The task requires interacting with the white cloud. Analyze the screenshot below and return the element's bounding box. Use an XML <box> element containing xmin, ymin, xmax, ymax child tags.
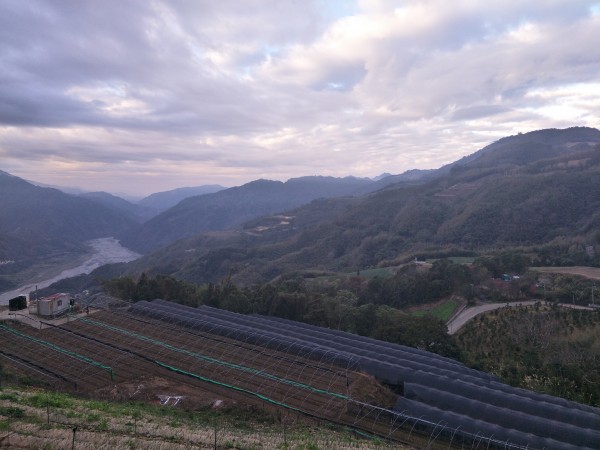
<box><xmin>525</xmin><ymin>83</ymin><xmax>600</xmax><ymax>122</ymax></box>
<box><xmin>0</xmin><ymin>0</ymin><xmax>598</xmax><ymax>195</ymax></box>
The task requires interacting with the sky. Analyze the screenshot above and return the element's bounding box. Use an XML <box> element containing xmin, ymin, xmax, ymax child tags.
<box><xmin>1</xmin><ymin>0</ymin><xmax>599</xmax><ymax>198</ymax></box>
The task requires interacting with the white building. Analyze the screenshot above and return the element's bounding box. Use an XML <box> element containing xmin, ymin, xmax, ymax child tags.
<box><xmin>37</xmin><ymin>293</ymin><xmax>71</xmax><ymax>317</ymax></box>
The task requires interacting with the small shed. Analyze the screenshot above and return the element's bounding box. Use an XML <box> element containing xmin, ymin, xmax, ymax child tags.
<box><xmin>37</xmin><ymin>293</ymin><xmax>71</xmax><ymax>317</ymax></box>
<box><xmin>9</xmin><ymin>295</ymin><xmax>28</xmax><ymax>311</ymax></box>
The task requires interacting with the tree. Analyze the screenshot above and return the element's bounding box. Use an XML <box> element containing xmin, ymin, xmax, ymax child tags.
<box><xmin>135</xmin><ymin>272</ymin><xmax>157</xmax><ymax>301</ymax></box>
<box><xmin>371</xmin><ymin>308</ymin><xmax>461</xmax><ymax>358</ymax></box>
<box><xmin>103</xmin><ymin>276</ymin><xmax>137</xmax><ymax>300</ymax></box>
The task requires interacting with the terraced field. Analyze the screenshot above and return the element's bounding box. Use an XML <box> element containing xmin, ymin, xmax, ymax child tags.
<box><xmin>0</xmin><ymin>308</ymin><xmax>428</xmax><ymax>447</ymax></box>
<box><xmin>2</xmin><ymin>301</ymin><xmax>600</xmax><ymax>449</ymax></box>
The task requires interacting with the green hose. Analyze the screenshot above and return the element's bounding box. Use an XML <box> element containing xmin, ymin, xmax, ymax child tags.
<box><xmin>155</xmin><ymin>360</ymin><xmax>305</xmax><ymax>413</ymax></box>
<box><xmin>0</xmin><ymin>323</ymin><xmax>114</xmax><ymax>380</ymax></box>
<box><xmin>80</xmin><ymin>317</ymin><xmax>348</xmax><ymax>399</ymax></box>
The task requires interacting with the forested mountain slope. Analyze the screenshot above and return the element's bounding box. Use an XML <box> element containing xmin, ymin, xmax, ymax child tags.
<box><xmin>79</xmin><ymin>191</ymin><xmax>155</xmax><ymax>222</ymax></box>
<box><xmin>137</xmin><ymin>184</ymin><xmax>225</xmax><ymax>214</ymax></box>
<box><xmin>0</xmin><ymin>170</ymin><xmax>138</xmax><ymax>290</ymax></box>
<box><xmin>121</xmin><ymin>176</ymin><xmax>375</xmax><ymax>253</ymax></box>
<box><xmin>123</xmin><ymin>127</ymin><xmax>600</xmax><ymax>285</ymax></box>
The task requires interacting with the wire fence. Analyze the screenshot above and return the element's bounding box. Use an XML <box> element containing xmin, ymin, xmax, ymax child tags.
<box><xmin>1</xmin><ymin>390</ymin><xmax>397</xmax><ymax>450</ymax></box>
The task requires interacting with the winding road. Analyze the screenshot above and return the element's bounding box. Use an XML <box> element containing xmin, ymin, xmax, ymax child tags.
<box><xmin>447</xmin><ymin>301</ymin><xmax>594</xmax><ymax>334</ymax></box>
<box><xmin>447</xmin><ymin>301</ymin><xmax>536</xmax><ymax>334</ymax></box>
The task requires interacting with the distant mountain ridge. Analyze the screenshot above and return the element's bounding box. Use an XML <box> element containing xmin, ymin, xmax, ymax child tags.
<box><xmin>0</xmin><ymin>171</ymin><xmax>136</xmax><ymax>246</ymax></box>
<box><xmin>79</xmin><ymin>191</ymin><xmax>156</xmax><ymax>222</ymax></box>
<box><xmin>117</xmin><ymin>127</ymin><xmax>600</xmax><ymax>285</ymax></box>
<box><xmin>0</xmin><ymin>171</ymin><xmax>138</xmax><ymax>291</ymax></box>
<box><xmin>137</xmin><ymin>185</ymin><xmax>225</xmax><ymax>213</ymax></box>
<box><xmin>4</xmin><ymin>126</ymin><xmax>600</xmax><ymax>291</ymax></box>
<box><xmin>443</xmin><ymin>126</ymin><xmax>600</xmax><ymax>171</ymax></box>
<box><xmin>120</xmin><ymin>176</ymin><xmax>376</xmax><ymax>253</ymax></box>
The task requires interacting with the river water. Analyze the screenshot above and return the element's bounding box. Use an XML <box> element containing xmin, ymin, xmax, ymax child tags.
<box><xmin>0</xmin><ymin>237</ymin><xmax>140</xmax><ymax>305</ymax></box>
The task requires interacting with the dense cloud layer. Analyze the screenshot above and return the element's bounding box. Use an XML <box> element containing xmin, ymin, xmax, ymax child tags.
<box><xmin>1</xmin><ymin>0</ymin><xmax>599</xmax><ymax>196</ymax></box>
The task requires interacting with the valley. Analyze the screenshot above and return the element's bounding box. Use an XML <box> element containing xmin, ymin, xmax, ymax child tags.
<box><xmin>2</xmin><ymin>1</ymin><xmax>600</xmax><ymax>446</ymax></box>
<box><xmin>0</xmin><ymin>238</ymin><xmax>139</xmax><ymax>305</ymax></box>
<box><xmin>2</xmin><ymin>127</ymin><xmax>600</xmax><ymax>449</ymax></box>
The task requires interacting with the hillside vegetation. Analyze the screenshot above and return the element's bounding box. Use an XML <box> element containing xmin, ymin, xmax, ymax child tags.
<box><xmin>3</xmin><ymin>127</ymin><xmax>599</xmax><ymax>293</ymax></box>
<box><xmin>118</xmin><ymin>127</ymin><xmax>600</xmax><ymax>286</ymax></box>
<box><xmin>86</xmin><ymin>243</ymin><xmax>600</xmax><ymax>411</ymax></box>
<box><xmin>102</xmin><ymin>266</ymin><xmax>462</xmax><ymax>359</ymax></box>
<box><xmin>456</xmin><ymin>304</ymin><xmax>600</xmax><ymax>406</ymax></box>
<box><xmin>137</xmin><ymin>184</ymin><xmax>225</xmax><ymax>214</ymax></box>
<box><xmin>120</xmin><ymin>176</ymin><xmax>377</xmax><ymax>253</ymax></box>
<box><xmin>0</xmin><ymin>171</ymin><xmax>138</xmax><ymax>292</ymax></box>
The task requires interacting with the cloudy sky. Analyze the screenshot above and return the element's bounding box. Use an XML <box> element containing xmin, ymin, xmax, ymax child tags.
<box><xmin>1</xmin><ymin>0</ymin><xmax>599</xmax><ymax>197</ymax></box>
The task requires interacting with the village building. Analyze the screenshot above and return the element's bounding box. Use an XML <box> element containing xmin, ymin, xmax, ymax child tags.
<box><xmin>35</xmin><ymin>292</ymin><xmax>71</xmax><ymax>317</ymax></box>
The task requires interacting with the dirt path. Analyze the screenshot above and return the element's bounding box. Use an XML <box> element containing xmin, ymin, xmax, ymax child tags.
<box><xmin>530</xmin><ymin>266</ymin><xmax>600</xmax><ymax>280</ymax></box>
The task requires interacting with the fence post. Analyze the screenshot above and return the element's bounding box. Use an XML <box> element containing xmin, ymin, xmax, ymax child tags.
<box><xmin>214</xmin><ymin>417</ymin><xmax>218</xmax><ymax>450</ymax></box>
<box><xmin>71</xmin><ymin>425</ymin><xmax>77</xmax><ymax>450</ymax></box>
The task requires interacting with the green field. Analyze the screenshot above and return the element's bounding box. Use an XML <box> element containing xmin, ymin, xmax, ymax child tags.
<box><xmin>426</xmin><ymin>257</ymin><xmax>476</xmax><ymax>265</ymax></box>
<box><xmin>308</xmin><ymin>267</ymin><xmax>397</xmax><ymax>284</ymax></box>
<box><xmin>357</xmin><ymin>267</ymin><xmax>396</xmax><ymax>278</ymax></box>
<box><xmin>411</xmin><ymin>299</ymin><xmax>459</xmax><ymax>321</ymax></box>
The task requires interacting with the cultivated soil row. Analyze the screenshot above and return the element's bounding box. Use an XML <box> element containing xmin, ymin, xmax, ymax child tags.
<box><xmin>0</xmin><ymin>308</ymin><xmax>438</xmax><ymax>446</ymax></box>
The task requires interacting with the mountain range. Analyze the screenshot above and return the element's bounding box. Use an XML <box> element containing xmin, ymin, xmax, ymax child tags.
<box><xmin>0</xmin><ymin>169</ymin><xmax>400</xmax><ymax>291</ymax></box>
<box><xmin>0</xmin><ymin>170</ymin><xmax>139</xmax><ymax>290</ymax></box>
<box><xmin>137</xmin><ymin>184</ymin><xmax>225</xmax><ymax>213</ymax></box>
<box><xmin>1</xmin><ymin>126</ymin><xmax>600</xmax><ymax>292</ymax></box>
<box><xmin>121</xmin><ymin>127</ymin><xmax>600</xmax><ymax>285</ymax></box>
<box><xmin>120</xmin><ymin>175</ymin><xmax>385</xmax><ymax>253</ymax></box>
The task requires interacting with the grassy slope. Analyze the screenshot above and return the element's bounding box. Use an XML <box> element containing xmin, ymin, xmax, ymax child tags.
<box><xmin>0</xmin><ymin>387</ymin><xmax>404</xmax><ymax>450</ymax></box>
<box><xmin>411</xmin><ymin>299</ymin><xmax>460</xmax><ymax>321</ymax></box>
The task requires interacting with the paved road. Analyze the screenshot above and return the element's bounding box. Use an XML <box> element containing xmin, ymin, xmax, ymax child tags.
<box><xmin>446</xmin><ymin>301</ymin><xmax>594</xmax><ymax>334</ymax></box>
<box><xmin>447</xmin><ymin>301</ymin><xmax>536</xmax><ymax>334</ymax></box>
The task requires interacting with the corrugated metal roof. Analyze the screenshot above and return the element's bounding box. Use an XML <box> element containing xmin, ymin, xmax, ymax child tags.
<box><xmin>40</xmin><ymin>293</ymin><xmax>68</xmax><ymax>302</ymax></box>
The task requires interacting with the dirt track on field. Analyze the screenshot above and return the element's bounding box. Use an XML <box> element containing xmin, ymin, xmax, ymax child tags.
<box><xmin>531</xmin><ymin>266</ymin><xmax>600</xmax><ymax>280</ymax></box>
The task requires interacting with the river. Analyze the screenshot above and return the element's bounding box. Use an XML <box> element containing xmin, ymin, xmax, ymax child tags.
<box><xmin>0</xmin><ymin>237</ymin><xmax>140</xmax><ymax>305</ymax></box>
